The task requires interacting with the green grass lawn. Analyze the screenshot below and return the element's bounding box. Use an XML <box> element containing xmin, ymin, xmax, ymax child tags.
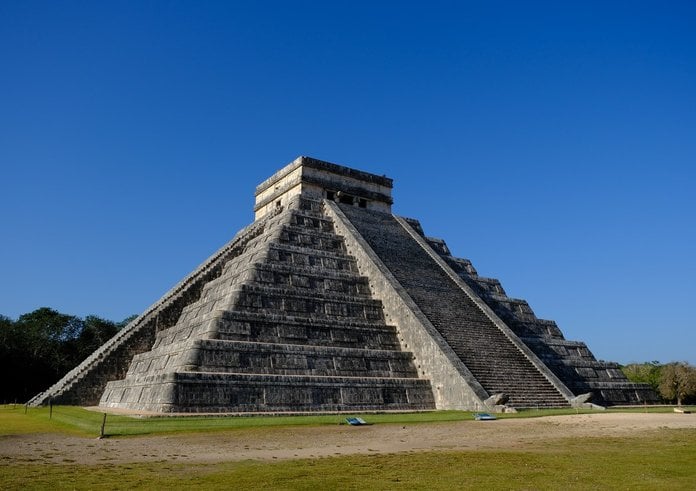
<box><xmin>1</xmin><ymin>405</ymin><xmax>487</xmax><ymax>437</ymax></box>
<box><xmin>2</xmin><ymin>405</ymin><xmax>695</xmax><ymax>490</ymax></box>
<box><xmin>3</xmin><ymin>404</ymin><xmax>692</xmax><ymax>438</ymax></box>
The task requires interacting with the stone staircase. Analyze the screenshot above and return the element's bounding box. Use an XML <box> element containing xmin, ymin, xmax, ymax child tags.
<box><xmin>423</xmin><ymin>234</ymin><xmax>659</xmax><ymax>405</ymax></box>
<box><xmin>340</xmin><ymin>205</ymin><xmax>570</xmax><ymax>409</ymax></box>
<box><xmin>99</xmin><ymin>197</ymin><xmax>435</xmax><ymax>413</ymax></box>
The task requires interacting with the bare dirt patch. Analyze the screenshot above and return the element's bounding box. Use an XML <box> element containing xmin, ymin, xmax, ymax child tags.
<box><xmin>1</xmin><ymin>413</ymin><xmax>694</xmax><ymax>465</ymax></box>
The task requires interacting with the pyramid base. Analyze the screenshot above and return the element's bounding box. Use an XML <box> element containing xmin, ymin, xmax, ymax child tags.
<box><xmin>100</xmin><ymin>372</ymin><xmax>436</xmax><ymax>413</ymax></box>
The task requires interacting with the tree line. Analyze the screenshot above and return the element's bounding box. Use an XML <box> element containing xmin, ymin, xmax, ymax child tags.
<box><xmin>1</xmin><ymin>307</ymin><xmax>695</xmax><ymax>405</ymax></box>
<box><xmin>0</xmin><ymin>307</ymin><xmax>136</xmax><ymax>403</ymax></box>
<box><xmin>621</xmin><ymin>361</ymin><xmax>696</xmax><ymax>405</ymax></box>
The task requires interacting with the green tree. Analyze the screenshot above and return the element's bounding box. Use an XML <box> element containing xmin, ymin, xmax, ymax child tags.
<box><xmin>0</xmin><ymin>315</ymin><xmax>23</xmax><ymax>402</ymax></box>
<box><xmin>621</xmin><ymin>361</ymin><xmax>662</xmax><ymax>392</ymax></box>
<box><xmin>77</xmin><ymin>315</ymin><xmax>120</xmax><ymax>356</ymax></box>
<box><xmin>658</xmin><ymin>362</ymin><xmax>696</xmax><ymax>406</ymax></box>
<box><xmin>3</xmin><ymin>308</ymin><xmax>84</xmax><ymax>402</ymax></box>
<box><xmin>117</xmin><ymin>314</ymin><xmax>138</xmax><ymax>329</ymax></box>
<box><xmin>15</xmin><ymin>308</ymin><xmax>83</xmax><ymax>371</ymax></box>
<box><xmin>1</xmin><ymin>308</ymin><xmax>134</xmax><ymax>402</ymax></box>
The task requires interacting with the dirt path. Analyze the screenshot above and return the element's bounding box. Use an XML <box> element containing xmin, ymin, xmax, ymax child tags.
<box><xmin>1</xmin><ymin>413</ymin><xmax>694</xmax><ymax>466</ymax></box>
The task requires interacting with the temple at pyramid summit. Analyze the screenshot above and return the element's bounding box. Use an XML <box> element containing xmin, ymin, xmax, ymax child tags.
<box><xmin>30</xmin><ymin>156</ymin><xmax>658</xmax><ymax>412</ymax></box>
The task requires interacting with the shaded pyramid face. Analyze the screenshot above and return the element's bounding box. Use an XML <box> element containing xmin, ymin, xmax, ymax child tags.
<box><xmin>334</xmin><ymin>204</ymin><xmax>572</xmax><ymax>408</ymax></box>
<box><xmin>424</xmin><ymin>241</ymin><xmax>660</xmax><ymax>406</ymax></box>
<box><xmin>99</xmin><ymin>196</ymin><xmax>436</xmax><ymax>413</ymax></box>
<box><xmin>336</xmin><ymin>206</ymin><xmax>658</xmax><ymax>407</ymax></box>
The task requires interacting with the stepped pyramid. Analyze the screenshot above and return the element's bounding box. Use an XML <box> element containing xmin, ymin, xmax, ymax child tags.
<box><xmin>30</xmin><ymin>157</ymin><xmax>657</xmax><ymax>412</ymax></box>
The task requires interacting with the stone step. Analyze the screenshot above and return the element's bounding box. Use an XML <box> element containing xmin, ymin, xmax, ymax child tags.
<box><xmin>100</xmin><ymin>372</ymin><xmax>436</xmax><ymax>413</ymax></box>
<box><xmin>248</xmin><ymin>262</ymin><xmax>371</xmax><ymax>296</ymax></box>
<box><xmin>280</xmin><ymin>222</ymin><xmax>342</xmax><ymax>239</ymax></box>
<box><xmin>511</xmin><ymin>321</ymin><xmax>564</xmax><ymax>338</ymax></box>
<box><xmin>538</xmin><ymin>357</ymin><xmax>612</xmax><ymax>370</ymax></box>
<box><xmin>217</xmin><ymin>310</ymin><xmax>395</xmax><ymax>330</ymax></box>
<box><xmin>168</xmin><ymin>310</ymin><xmax>388</xmax><ymax>353</ymax></box>
<box><xmin>473</xmin><ymin>276</ymin><xmax>503</xmax><ymax>288</ymax></box>
<box><xmin>485</xmin><ymin>293</ymin><xmax>530</xmax><ymax>307</ymax></box>
<box><xmin>287</xmin><ymin>210</ymin><xmax>336</xmax><ymax>232</ymax></box>
<box><xmin>288</xmin><ymin>204</ymin><xmax>329</xmax><ymax>220</ymax></box>
<box><xmin>267</xmin><ymin>243</ymin><xmax>358</xmax><ymax>273</ymax></box>
<box><xmin>214</xmin><ymin>311</ymin><xmax>401</xmax><ymax>349</ymax></box>
<box><xmin>278</xmin><ymin>225</ymin><xmax>347</xmax><ymax>253</ymax></box>
<box><xmin>341</xmin><ymin>205</ymin><xmax>569</xmax><ymax>408</ymax></box>
<box><xmin>235</xmin><ymin>284</ymin><xmax>384</xmax><ymax>320</ymax></box>
<box><xmin>130</xmin><ymin>340</ymin><xmax>419</xmax><ymax>378</ymax></box>
<box><xmin>251</xmin><ymin>259</ymin><xmax>364</xmax><ymax>279</ymax></box>
<box><xmin>196</xmin><ymin>247</ymin><xmax>274</xmax><ymax>300</ymax></box>
<box><xmin>178</xmin><ymin>273</ymin><xmax>382</xmax><ymax>331</ymax></box>
<box><xmin>294</xmin><ymin>197</ymin><xmax>324</xmax><ymax>213</ymax></box>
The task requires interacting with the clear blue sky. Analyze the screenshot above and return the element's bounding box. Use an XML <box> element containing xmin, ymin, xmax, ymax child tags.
<box><xmin>1</xmin><ymin>1</ymin><xmax>694</xmax><ymax>365</ymax></box>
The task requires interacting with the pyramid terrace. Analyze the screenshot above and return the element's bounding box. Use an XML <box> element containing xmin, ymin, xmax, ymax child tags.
<box><xmin>29</xmin><ymin>157</ymin><xmax>658</xmax><ymax>413</ymax></box>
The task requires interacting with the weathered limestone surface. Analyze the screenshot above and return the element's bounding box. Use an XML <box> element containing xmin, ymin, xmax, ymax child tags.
<box><xmin>32</xmin><ymin>156</ymin><xmax>657</xmax><ymax>411</ymax></box>
<box><xmin>254</xmin><ymin>156</ymin><xmax>393</xmax><ymax>219</ymax></box>
<box><xmin>99</xmin><ymin>196</ymin><xmax>435</xmax><ymax>412</ymax></box>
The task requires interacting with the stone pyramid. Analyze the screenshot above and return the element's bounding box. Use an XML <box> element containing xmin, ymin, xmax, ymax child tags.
<box><xmin>30</xmin><ymin>157</ymin><xmax>657</xmax><ymax>413</ymax></box>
